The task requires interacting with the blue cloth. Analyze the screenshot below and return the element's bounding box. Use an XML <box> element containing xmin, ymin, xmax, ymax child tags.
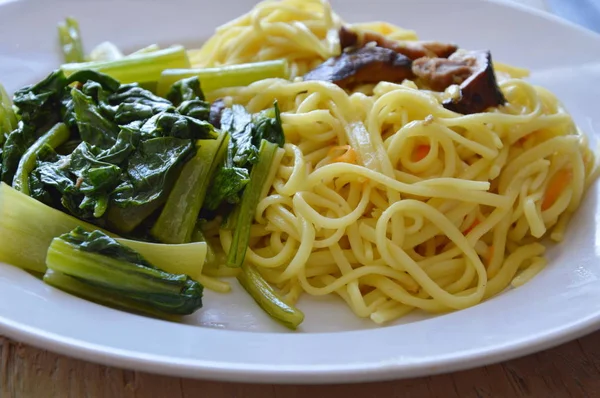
<box><xmin>546</xmin><ymin>0</ymin><xmax>600</xmax><ymax>33</ymax></box>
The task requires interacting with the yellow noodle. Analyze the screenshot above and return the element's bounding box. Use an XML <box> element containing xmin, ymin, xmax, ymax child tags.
<box><xmin>195</xmin><ymin>0</ymin><xmax>599</xmax><ymax>324</ymax></box>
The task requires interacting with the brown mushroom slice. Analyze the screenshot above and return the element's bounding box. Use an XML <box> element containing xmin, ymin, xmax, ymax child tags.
<box><xmin>339</xmin><ymin>26</ymin><xmax>458</xmax><ymax>60</ymax></box>
<box><xmin>303</xmin><ymin>46</ymin><xmax>413</xmax><ymax>89</ymax></box>
<box><xmin>441</xmin><ymin>50</ymin><xmax>506</xmax><ymax>114</ymax></box>
<box><xmin>412</xmin><ymin>57</ymin><xmax>473</xmax><ymax>91</ymax></box>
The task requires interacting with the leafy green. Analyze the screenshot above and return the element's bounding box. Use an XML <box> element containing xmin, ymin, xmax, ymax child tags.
<box><xmin>71</xmin><ymin>88</ymin><xmax>120</xmax><ymax>148</ymax></box>
<box><xmin>12</xmin><ymin>122</ymin><xmax>70</xmax><ymax>195</ymax></box>
<box><xmin>139</xmin><ymin>112</ymin><xmax>217</xmax><ymax>140</ymax></box>
<box><xmin>166</xmin><ymin>76</ymin><xmax>205</xmax><ymax>105</ymax></box>
<box><xmin>252</xmin><ymin>101</ymin><xmax>284</xmax><ymax>148</ymax></box>
<box><xmin>2</xmin><ymin>71</ymin><xmax>68</xmax><ymax>184</ymax></box>
<box><xmin>106</xmin><ymin>137</ymin><xmax>193</xmax><ymax>233</ymax></box>
<box><xmin>202</xmin><ymin>167</ymin><xmax>249</xmax><ymax>211</ymax></box>
<box><xmin>203</xmin><ymin>101</ymin><xmax>284</xmax><ymax>211</ymax></box>
<box><xmin>45</xmin><ymin>227</ymin><xmax>204</xmax><ymax>316</ymax></box>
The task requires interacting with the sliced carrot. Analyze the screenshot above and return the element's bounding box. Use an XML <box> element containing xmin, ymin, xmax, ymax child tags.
<box><xmin>463</xmin><ymin>219</ymin><xmax>480</xmax><ymax>235</ymax></box>
<box><xmin>541</xmin><ymin>169</ymin><xmax>572</xmax><ymax>211</ymax></box>
<box><xmin>412</xmin><ymin>144</ymin><xmax>430</xmax><ymax>162</ymax></box>
<box><xmin>328</xmin><ymin>145</ymin><xmax>358</xmax><ymax>164</ymax></box>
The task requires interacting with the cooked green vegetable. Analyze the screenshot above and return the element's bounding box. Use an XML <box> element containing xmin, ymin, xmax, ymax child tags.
<box><xmin>117</xmin><ymin>238</ymin><xmax>207</xmax><ymax>281</ymax></box>
<box><xmin>204</xmin><ymin>101</ymin><xmax>284</xmax><ymax>211</ymax></box>
<box><xmin>0</xmin><ymin>182</ymin><xmax>109</xmax><ymax>272</ymax></box>
<box><xmin>0</xmin><ymin>181</ymin><xmax>208</xmax><ymax>278</ymax></box>
<box><xmin>12</xmin><ymin>122</ymin><xmax>69</xmax><ymax>195</ymax></box>
<box><xmin>45</xmin><ymin>227</ymin><xmax>204</xmax><ymax>316</ymax></box>
<box><xmin>157</xmin><ymin>60</ymin><xmax>289</xmax><ymax>97</ymax></box>
<box><xmin>61</xmin><ymin>46</ymin><xmax>191</xmax><ymax>85</ymax></box>
<box><xmin>89</xmin><ymin>41</ymin><xmax>123</xmax><ymax>62</ymax></box>
<box><xmin>0</xmin><ymin>83</ymin><xmax>18</xmax><ymax>165</ymax></box>
<box><xmin>130</xmin><ymin>44</ymin><xmax>160</xmax><ymax>55</ymax></box>
<box><xmin>0</xmin><ymin>20</ymin><xmax>304</xmax><ymax>327</ymax></box>
<box><xmin>227</xmin><ymin>139</ymin><xmax>278</xmax><ymax>267</ymax></box>
<box><xmin>107</xmin><ymin>137</ymin><xmax>194</xmax><ymax>233</ymax></box>
<box><xmin>1</xmin><ymin>70</ymin><xmax>67</xmax><ymax>184</ymax></box>
<box><xmin>151</xmin><ymin>133</ymin><xmax>228</xmax><ymax>244</ymax></box>
<box><xmin>237</xmin><ymin>263</ymin><xmax>304</xmax><ymax>330</ymax></box>
<box><xmin>58</xmin><ymin>17</ymin><xmax>84</xmax><ymax>63</ymax></box>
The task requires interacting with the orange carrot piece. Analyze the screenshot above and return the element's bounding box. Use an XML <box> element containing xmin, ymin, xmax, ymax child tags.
<box><xmin>464</xmin><ymin>219</ymin><xmax>480</xmax><ymax>235</ymax></box>
<box><xmin>541</xmin><ymin>169</ymin><xmax>572</xmax><ymax>211</ymax></box>
<box><xmin>412</xmin><ymin>144</ymin><xmax>430</xmax><ymax>162</ymax></box>
<box><xmin>328</xmin><ymin>145</ymin><xmax>358</xmax><ymax>164</ymax></box>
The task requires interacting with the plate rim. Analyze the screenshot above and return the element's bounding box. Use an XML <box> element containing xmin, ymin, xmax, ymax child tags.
<box><xmin>1</xmin><ymin>0</ymin><xmax>600</xmax><ymax>384</ymax></box>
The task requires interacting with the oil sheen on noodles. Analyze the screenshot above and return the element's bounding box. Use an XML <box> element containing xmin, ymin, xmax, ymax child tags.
<box><xmin>198</xmin><ymin>0</ymin><xmax>599</xmax><ymax>324</ymax></box>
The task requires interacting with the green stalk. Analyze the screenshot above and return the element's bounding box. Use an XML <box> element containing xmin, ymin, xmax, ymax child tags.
<box><xmin>237</xmin><ymin>263</ymin><xmax>304</xmax><ymax>330</ymax></box>
<box><xmin>89</xmin><ymin>41</ymin><xmax>124</xmax><ymax>62</ymax></box>
<box><xmin>151</xmin><ymin>133</ymin><xmax>229</xmax><ymax>244</ymax></box>
<box><xmin>12</xmin><ymin>123</ymin><xmax>70</xmax><ymax>195</ymax></box>
<box><xmin>0</xmin><ymin>83</ymin><xmax>17</xmax><ymax>136</ymax></box>
<box><xmin>0</xmin><ymin>182</ymin><xmax>111</xmax><ymax>272</ymax></box>
<box><xmin>45</xmin><ymin>236</ymin><xmax>203</xmax><ymax>316</ymax></box>
<box><xmin>58</xmin><ymin>17</ymin><xmax>85</xmax><ymax>63</ymax></box>
<box><xmin>130</xmin><ymin>44</ymin><xmax>160</xmax><ymax>55</ymax></box>
<box><xmin>227</xmin><ymin>140</ymin><xmax>278</xmax><ymax>267</ymax></box>
<box><xmin>0</xmin><ymin>182</ymin><xmax>208</xmax><ymax>276</ymax></box>
<box><xmin>117</xmin><ymin>238</ymin><xmax>207</xmax><ymax>281</ymax></box>
<box><xmin>157</xmin><ymin>60</ymin><xmax>289</xmax><ymax>97</ymax></box>
<box><xmin>61</xmin><ymin>45</ymin><xmax>191</xmax><ymax>84</ymax></box>
<box><xmin>43</xmin><ymin>269</ymin><xmax>178</xmax><ymax>320</ymax></box>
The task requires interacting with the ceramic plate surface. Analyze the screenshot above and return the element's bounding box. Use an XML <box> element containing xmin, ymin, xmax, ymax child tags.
<box><xmin>0</xmin><ymin>0</ymin><xmax>599</xmax><ymax>384</ymax></box>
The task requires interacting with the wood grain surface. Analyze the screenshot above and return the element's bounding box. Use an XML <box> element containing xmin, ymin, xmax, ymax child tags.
<box><xmin>2</xmin><ymin>331</ymin><xmax>600</xmax><ymax>397</ymax></box>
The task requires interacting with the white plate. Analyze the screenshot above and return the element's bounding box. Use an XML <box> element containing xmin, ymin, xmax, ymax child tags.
<box><xmin>0</xmin><ymin>0</ymin><xmax>600</xmax><ymax>384</ymax></box>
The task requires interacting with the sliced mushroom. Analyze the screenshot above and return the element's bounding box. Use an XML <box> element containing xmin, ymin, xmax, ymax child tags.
<box><xmin>303</xmin><ymin>46</ymin><xmax>413</xmax><ymax>89</ymax></box>
<box><xmin>209</xmin><ymin>98</ymin><xmax>226</xmax><ymax>129</ymax></box>
<box><xmin>412</xmin><ymin>57</ymin><xmax>473</xmax><ymax>91</ymax></box>
<box><xmin>440</xmin><ymin>50</ymin><xmax>506</xmax><ymax>114</ymax></box>
<box><xmin>339</xmin><ymin>26</ymin><xmax>458</xmax><ymax>60</ymax></box>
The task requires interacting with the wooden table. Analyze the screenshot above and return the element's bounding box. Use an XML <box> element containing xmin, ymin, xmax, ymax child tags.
<box><xmin>2</xmin><ymin>330</ymin><xmax>600</xmax><ymax>397</ymax></box>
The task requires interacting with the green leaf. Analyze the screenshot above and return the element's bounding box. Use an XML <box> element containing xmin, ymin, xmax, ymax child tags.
<box><xmin>71</xmin><ymin>88</ymin><xmax>120</xmax><ymax>149</ymax></box>
<box><xmin>166</xmin><ymin>76</ymin><xmax>205</xmax><ymax>105</ymax></box>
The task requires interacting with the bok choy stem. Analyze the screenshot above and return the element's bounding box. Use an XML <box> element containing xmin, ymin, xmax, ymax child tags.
<box><xmin>61</xmin><ymin>46</ymin><xmax>191</xmax><ymax>84</ymax></box>
<box><xmin>0</xmin><ymin>182</ymin><xmax>110</xmax><ymax>272</ymax></box>
<box><xmin>237</xmin><ymin>263</ymin><xmax>304</xmax><ymax>330</ymax></box>
<box><xmin>157</xmin><ymin>60</ymin><xmax>289</xmax><ymax>97</ymax></box>
<box><xmin>58</xmin><ymin>17</ymin><xmax>85</xmax><ymax>63</ymax></box>
<box><xmin>227</xmin><ymin>139</ymin><xmax>278</xmax><ymax>268</ymax></box>
<box><xmin>45</xmin><ymin>228</ymin><xmax>204</xmax><ymax>316</ymax></box>
<box><xmin>151</xmin><ymin>133</ymin><xmax>229</xmax><ymax>244</ymax></box>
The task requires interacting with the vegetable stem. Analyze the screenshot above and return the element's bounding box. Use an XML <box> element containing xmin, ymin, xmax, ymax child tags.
<box><xmin>58</xmin><ymin>17</ymin><xmax>85</xmax><ymax>63</ymax></box>
<box><xmin>45</xmin><ymin>229</ymin><xmax>204</xmax><ymax>316</ymax></box>
<box><xmin>61</xmin><ymin>46</ymin><xmax>191</xmax><ymax>84</ymax></box>
<box><xmin>227</xmin><ymin>139</ymin><xmax>278</xmax><ymax>267</ymax></box>
<box><xmin>151</xmin><ymin>134</ymin><xmax>229</xmax><ymax>244</ymax></box>
<box><xmin>157</xmin><ymin>60</ymin><xmax>289</xmax><ymax>97</ymax></box>
<box><xmin>43</xmin><ymin>269</ymin><xmax>179</xmax><ymax>320</ymax></box>
<box><xmin>12</xmin><ymin>123</ymin><xmax>70</xmax><ymax>195</ymax></box>
<box><xmin>0</xmin><ymin>183</ymin><xmax>111</xmax><ymax>272</ymax></box>
<box><xmin>237</xmin><ymin>263</ymin><xmax>304</xmax><ymax>330</ymax></box>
